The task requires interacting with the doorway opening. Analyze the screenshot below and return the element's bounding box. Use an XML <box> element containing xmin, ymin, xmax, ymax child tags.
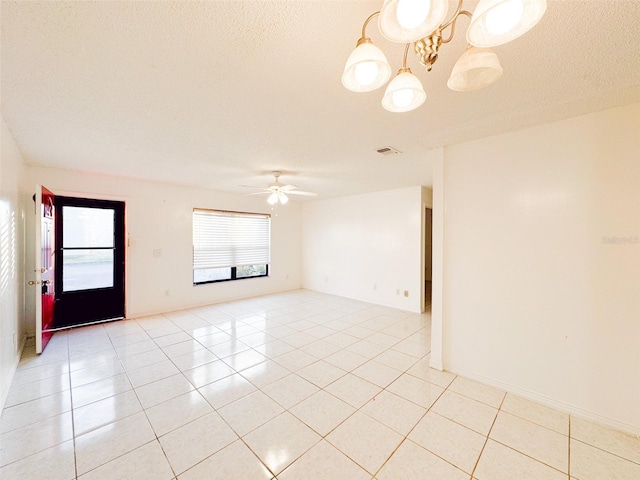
<box><xmin>425</xmin><ymin>207</ymin><xmax>433</xmax><ymax>308</ymax></box>
<box><xmin>54</xmin><ymin>196</ymin><xmax>125</xmax><ymax>328</ymax></box>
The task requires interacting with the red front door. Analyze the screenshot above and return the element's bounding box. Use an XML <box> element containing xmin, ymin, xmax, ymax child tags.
<box><xmin>35</xmin><ymin>185</ymin><xmax>55</xmax><ymax>353</ymax></box>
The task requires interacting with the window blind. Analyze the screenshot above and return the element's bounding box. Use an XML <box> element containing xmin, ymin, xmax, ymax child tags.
<box><xmin>193</xmin><ymin>209</ymin><xmax>270</xmax><ymax>270</ymax></box>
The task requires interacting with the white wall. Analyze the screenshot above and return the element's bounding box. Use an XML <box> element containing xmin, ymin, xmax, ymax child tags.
<box><xmin>301</xmin><ymin>186</ymin><xmax>429</xmax><ymax>313</ymax></box>
<box><xmin>0</xmin><ymin>117</ymin><xmax>27</xmax><ymax>408</ymax></box>
<box><xmin>23</xmin><ymin>166</ymin><xmax>303</xmax><ymax>331</ymax></box>
<box><xmin>440</xmin><ymin>102</ymin><xmax>640</xmax><ymax>434</ymax></box>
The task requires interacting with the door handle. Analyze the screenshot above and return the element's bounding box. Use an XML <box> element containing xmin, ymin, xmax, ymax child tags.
<box><xmin>43</xmin><ymin>280</ymin><xmax>51</xmax><ymax>285</ymax></box>
<box><xmin>28</xmin><ymin>280</ymin><xmax>40</xmax><ymax>286</ymax></box>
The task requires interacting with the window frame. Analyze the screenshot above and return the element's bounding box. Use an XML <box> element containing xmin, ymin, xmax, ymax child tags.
<box><xmin>192</xmin><ymin>208</ymin><xmax>270</xmax><ymax>286</ymax></box>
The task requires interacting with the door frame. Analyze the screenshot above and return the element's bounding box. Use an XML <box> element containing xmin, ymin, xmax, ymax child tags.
<box><xmin>53</xmin><ymin>195</ymin><xmax>126</xmax><ymax>328</ymax></box>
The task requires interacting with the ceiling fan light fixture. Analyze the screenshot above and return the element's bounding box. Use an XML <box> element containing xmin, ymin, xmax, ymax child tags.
<box><xmin>378</xmin><ymin>0</ymin><xmax>449</xmax><ymax>43</ymax></box>
<box><xmin>342</xmin><ymin>39</ymin><xmax>392</xmax><ymax>92</ymax></box>
<box><xmin>267</xmin><ymin>192</ymin><xmax>279</xmax><ymax>205</ymax></box>
<box><xmin>467</xmin><ymin>0</ymin><xmax>547</xmax><ymax>48</ymax></box>
<box><xmin>382</xmin><ymin>68</ymin><xmax>426</xmax><ymax>113</ymax></box>
<box><xmin>278</xmin><ymin>192</ymin><xmax>289</xmax><ymax>204</ymax></box>
<box><xmin>447</xmin><ymin>46</ymin><xmax>503</xmax><ymax>91</ymax></box>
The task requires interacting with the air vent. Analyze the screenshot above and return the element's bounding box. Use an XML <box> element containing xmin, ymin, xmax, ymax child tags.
<box><xmin>376</xmin><ymin>146</ymin><xmax>402</xmax><ymax>156</ymax></box>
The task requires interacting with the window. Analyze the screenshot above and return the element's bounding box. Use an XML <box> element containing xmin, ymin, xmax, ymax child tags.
<box><xmin>193</xmin><ymin>209</ymin><xmax>270</xmax><ymax>284</ymax></box>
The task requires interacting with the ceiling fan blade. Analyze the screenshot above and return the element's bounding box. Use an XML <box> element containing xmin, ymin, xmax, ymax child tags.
<box><xmin>238</xmin><ymin>184</ymin><xmax>268</xmax><ymax>189</ymax></box>
<box><xmin>280</xmin><ymin>184</ymin><xmax>299</xmax><ymax>191</ymax></box>
<box><xmin>244</xmin><ymin>191</ymin><xmax>270</xmax><ymax>196</ymax></box>
<box><xmin>287</xmin><ymin>190</ymin><xmax>317</xmax><ymax>196</ymax></box>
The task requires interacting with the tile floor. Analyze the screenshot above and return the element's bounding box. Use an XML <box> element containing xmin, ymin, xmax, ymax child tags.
<box><xmin>1</xmin><ymin>290</ymin><xmax>639</xmax><ymax>479</ymax></box>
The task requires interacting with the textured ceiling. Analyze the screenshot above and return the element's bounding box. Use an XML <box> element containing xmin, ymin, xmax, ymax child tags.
<box><xmin>2</xmin><ymin>1</ymin><xmax>640</xmax><ymax>199</ymax></box>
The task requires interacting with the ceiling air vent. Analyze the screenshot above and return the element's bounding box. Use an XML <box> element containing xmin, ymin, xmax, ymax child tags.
<box><xmin>376</xmin><ymin>146</ymin><xmax>402</xmax><ymax>156</ymax></box>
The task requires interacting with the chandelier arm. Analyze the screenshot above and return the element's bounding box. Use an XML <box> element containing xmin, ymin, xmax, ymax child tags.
<box><xmin>361</xmin><ymin>11</ymin><xmax>380</xmax><ymax>38</ymax></box>
<box><xmin>441</xmin><ymin>10</ymin><xmax>473</xmax><ymax>44</ymax></box>
<box><xmin>440</xmin><ymin>0</ymin><xmax>465</xmax><ymax>31</ymax></box>
<box><xmin>402</xmin><ymin>43</ymin><xmax>410</xmax><ymax>69</ymax></box>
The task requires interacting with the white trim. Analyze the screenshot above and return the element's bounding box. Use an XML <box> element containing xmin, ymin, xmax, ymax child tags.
<box><xmin>430</xmin><ymin>150</ymin><xmax>445</xmax><ymax>370</ymax></box>
<box><xmin>448</xmin><ymin>365</ymin><xmax>640</xmax><ymax>437</ymax></box>
<box><xmin>0</xmin><ymin>333</ymin><xmax>27</xmax><ymax>411</ymax></box>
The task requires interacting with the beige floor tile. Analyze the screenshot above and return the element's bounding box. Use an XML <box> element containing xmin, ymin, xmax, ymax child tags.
<box><xmin>240</xmin><ymin>359</ymin><xmax>290</xmax><ymax>387</ymax></box>
<box><xmin>490</xmin><ymin>411</ymin><xmax>568</xmax><ymax>472</ymax></box>
<box><xmin>11</xmin><ymin>360</ymin><xmax>69</xmax><ymax>387</ymax></box>
<box><xmin>125</xmin><ymin>358</ymin><xmax>181</xmax><ymax>388</ymax></box>
<box><xmin>406</xmin><ymin>357</ymin><xmax>457</xmax><ymax>387</ymax></box>
<box><xmin>300</xmin><ymin>339</ymin><xmax>343</xmax><ymax>358</ymax></box>
<box><xmin>221</xmin><ymin>348</ymin><xmax>268</xmax><ymax>372</ymax></box>
<box><xmin>326</xmin><ymin>411</ymin><xmax>404</xmax><ymax>475</ymax></box>
<box><xmin>134</xmin><ymin>373</ymin><xmax>194</xmax><ymax>409</ymax></box>
<box><xmin>145</xmin><ymin>390</ymin><xmax>213</xmax><ymax>436</ymax></box>
<box><xmin>198</xmin><ymin>373</ymin><xmax>257</xmax><ymax>409</ymax></box>
<box><xmin>73</xmin><ymin>389</ymin><xmax>142</xmax><ymax>436</ymax></box>
<box><xmin>409</xmin><ymin>411</ymin><xmax>486</xmax><ymax>474</ymax></box>
<box><xmin>252</xmin><ymin>338</ymin><xmax>296</xmax><ymax>358</ymax></box>
<box><xmin>325</xmin><ymin>373</ymin><xmax>382</xmax><ymax>408</ymax></box>
<box><xmin>0</xmin><ymin>390</ymin><xmax>71</xmax><ymax>434</ymax></box>
<box><xmin>0</xmin><ymin>411</ymin><xmax>73</xmax><ymax>467</ymax></box>
<box><xmin>571</xmin><ymin>416</ymin><xmax>640</xmax><ymax>464</ymax></box>
<box><xmin>386</xmin><ymin>373</ymin><xmax>444</xmax><ymax>408</ymax></box>
<box><xmin>261</xmin><ymin>373</ymin><xmax>320</xmax><ymax>409</ymax></box>
<box><xmin>178</xmin><ymin>440</ymin><xmax>272</xmax><ymax>480</ymax></box>
<box><xmin>4</xmin><ymin>372</ymin><xmax>70</xmax><ymax>407</ymax></box>
<box><xmin>373</xmin><ymin>349</ymin><xmax>418</xmax><ymax>371</ymax></box>
<box><xmin>432</xmin><ymin>390</ymin><xmax>498</xmax><ymax>435</ymax></box>
<box><xmin>171</xmin><ymin>348</ymin><xmax>219</xmax><ymax>371</ymax></box>
<box><xmin>159</xmin><ymin>412</ymin><xmax>238</xmax><ymax>474</ymax></box>
<box><xmin>161</xmin><ymin>339</ymin><xmax>205</xmax><ymax>359</ymax></box>
<box><xmin>352</xmin><ymin>360</ymin><xmax>403</xmax><ymax>388</ymax></box>
<box><xmin>361</xmin><ymin>390</ymin><xmax>426</xmax><ymax>436</ymax></box>
<box><xmin>570</xmin><ymin>439</ymin><xmax>640</xmax><ymax>480</ymax></box>
<box><xmin>244</xmin><ymin>412</ymin><xmax>321</xmax><ymax>475</ymax></box>
<box><xmin>78</xmin><ymin>440</ymin><xmax>174</xmax><ymax>480</ymax></box>
<box><xmin>0</xmin><ymin>439</ymin><xmax>75</xmax><ymax>480</ymax></box>
<box><xmin>448</xmin><ymin>376</ymin><xmax>505</xmax><ymax>408</ymax></box>
<box><xmin>324</xmin><ymin>349</ymin><xmax>369</xmax><ymax>371</ymax></box>
<box><xmin>119</xmin><ymin>348</ymin><xmax>169</xmax><ymax>371</ymax></box>
<box><xmin>272</xmin><ymin>349</ymin><xmax>318</xmax><ymax>371</ymax></box>
<box><xmin>297</xmin><ymin>360</ymin><xmax>347</xmax><ymax>388</ymax></box>
<box><xmin>290</xmin><ymin>390</ymin><xmax>355</xmax><ymax>435</ymax></box>
<box><xmin>71</xmin><ymin>372</ymin><xmax>132</xmax><ymax>408</ymax></box>
<box><xmin>70</xmin><ymin>359</ymin><xmax>125</xmax><ymax>388</ymax></box>
<box><xmin>279</xmin><ymin>439</ymin><xmax>371</xmax><ymax>480</ymax></box>
<box><xmin>207</xmin><ymin>338</ymin><xmax>251</xmax><ymax>358</ymax></box>
<box><xmin>114</xmin><ymin>339</ymin><xmax>158</xmax><ymax>358</ymax></box>
<box><xmin>474</xmin><ymin>440</ymin><xmax>566</xmax><ymax>480</ymax></box>
<box><xmin>218</xmin><ymin>390</ymin><xmax>284</xmax><ymax>436</ymax></box>
<box><xmin>183</xmin><ymin>359</ymin><xmax>235</xmax><ymax>388</ymax></box>
<box><xmin>501</xmin><ymin>393</ymin><xmax>569</xmax><ymax>435</ymax></box>
<box><xmin>153</xmin><ymin>331</ymin><xmax>192</xmax><ymax>347</ymax></box>
<box><xmin>75</xmin><ymin>411</ymin><xmax>155</xmax><ymax>475</ymax></box>
<box><xmin>377</xmin><ymin>439</ymin><xmax>470</xmax><ymax>480</ymax></box>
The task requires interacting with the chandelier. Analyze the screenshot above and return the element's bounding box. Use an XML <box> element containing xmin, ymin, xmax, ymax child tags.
<box><xmin>342</xmin><ymin>0</ymin><xmax>547</xmax><ymax>112</ymax></box>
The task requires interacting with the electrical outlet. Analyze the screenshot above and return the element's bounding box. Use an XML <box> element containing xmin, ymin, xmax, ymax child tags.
<box><xmin>404</xmin><ymin>290</ymin><xmax>409</xmax><ymax>297</ymax></box>
<box><xmin>153</xmin><ymin>249</ymin><xmax>163</xmax><ymax>258</ymax></box>
<box><xmin>325</xmin><ymin>276</ymin><xmax>329</xmax><ymax>283</ymax></box>
<box><xmin>164</xmin><ymin>290</ymin><xmax>170</xmax><ymax>297</ymax></box>
<box><xmin>373</xmin><ymin>284</ymin><xmax>377</xmax><ymax>290</ymax></box>
<box><xmin>396</xmin><ymin>289</ymin><xmax>400</xmax><ymax>295</ymax></box>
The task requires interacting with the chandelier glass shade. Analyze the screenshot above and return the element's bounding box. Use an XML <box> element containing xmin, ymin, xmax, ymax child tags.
<box><xmin>378</xmin><ymin>0</ymin><xmax>450</xmax><ymax>43</ymax></box>
<box><xmin>447</xmin><ymin>46</ymin><xmax>503</xmax><ymax>91</ymax></box>
<box><xmin>343</xmin><ymin>0</ymin><xmax>547</xmax><ymax>113</ymax></box>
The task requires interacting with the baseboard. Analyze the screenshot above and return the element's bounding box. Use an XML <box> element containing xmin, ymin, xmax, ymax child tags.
<box><xmin>0</xmin><ymin>333</ymin><xmax>27</xmax><ymax>412</ymax></box>
<box><xmin>447</xmin><ymin>365</ymin><xmax>640</xmax><ymax>437</ymax></box>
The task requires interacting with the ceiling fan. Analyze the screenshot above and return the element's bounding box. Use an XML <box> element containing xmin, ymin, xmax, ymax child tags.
<box><xmin>240</xmin><ymin>171</ymin><xmax>318</xmax><ymax>205</ymax></box>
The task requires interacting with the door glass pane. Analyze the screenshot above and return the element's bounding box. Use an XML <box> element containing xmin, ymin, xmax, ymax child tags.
<box><xmin>63</xmin><ymin>207</ymin><xmax>114</xmax><ymax>248</ymax></box>
<box><xmin>63</xmin><ymin>250</ymin><xmax>114</xmax><ymax>292</ymax></box>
